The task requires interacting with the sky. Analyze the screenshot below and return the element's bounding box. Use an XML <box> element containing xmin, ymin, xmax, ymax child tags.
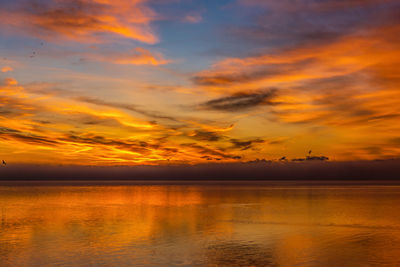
<box><xmin>0</xmin><ymin>0</ymin><xmax>399</xmax><ymax>165</ymax></box>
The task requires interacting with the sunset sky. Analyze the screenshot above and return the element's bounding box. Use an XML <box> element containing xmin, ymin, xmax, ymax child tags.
<box><xmin>0</xmin><ymin>0</ymin><xmax>399</xmax><ymax>165</ymax></box>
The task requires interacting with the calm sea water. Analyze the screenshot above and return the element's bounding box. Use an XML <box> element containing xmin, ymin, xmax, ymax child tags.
<box><xmin>1</xmin><ymin>182</ymin><xmax>400</xmax><ymax>266</ymax></box>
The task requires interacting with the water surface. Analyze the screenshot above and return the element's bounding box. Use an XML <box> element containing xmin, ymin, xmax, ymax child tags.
<box><xmin>1</xmin><ymin>182</ymin><xmax>400</xmax><ymax>266</ymax></box>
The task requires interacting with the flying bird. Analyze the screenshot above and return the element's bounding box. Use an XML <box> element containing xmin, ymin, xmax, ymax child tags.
<box><xmin>2</xmin><ymin>160</ymin><xmax>6</xmax><ymax>166</ymax></box>
<box><xmin>279</xmin><ymin>156</ymin><xmax>286</xmax><ymax>161</ymax></box>
<box><xmin>308</xmin><ymin>150</ymin><xmax>312</xmax><ymax>155</ymax></box>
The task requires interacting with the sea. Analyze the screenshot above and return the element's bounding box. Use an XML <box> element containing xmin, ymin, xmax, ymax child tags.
<box><xmin>1</xmin><ymin>181</ymin><xmax>400</xmax><ymax>266</ymax></box>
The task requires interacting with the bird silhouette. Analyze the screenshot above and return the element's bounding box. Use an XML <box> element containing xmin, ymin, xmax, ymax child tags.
<box><xmin>308</xmin><ymin>150</ymin><xmax>312</xmax><ymax>155</ymax></box>
<box><xmin>2</xmin><ymin>160</ymin><xmax>6</xmax><ymax>166</ymax></box>
<box><xmin>279</xmin><ymin>156</ymin><xmax>286</xmax><ymax>161</ymax></box>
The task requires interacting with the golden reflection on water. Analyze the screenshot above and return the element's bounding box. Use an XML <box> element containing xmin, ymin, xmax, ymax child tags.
<box><xmin>1</xmin><ymin>184</ymin><xmax>400</xmax><ymax>266</ymax></box>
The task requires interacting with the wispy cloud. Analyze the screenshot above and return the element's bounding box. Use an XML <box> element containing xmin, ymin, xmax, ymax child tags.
<box><xmin>101</xmin><ymin>47</ymin><xmax>170</xmax><ymax>66</ymax></box>
<box><xmin>182</xmin><ymin>13</ymin><xmax>202</xmax><ymax>24</ymax></box>
<box><xmin>76</xmin><ymin>96</ymin><xmax>180</xmax><ymax>122</ymax></box>
<box><xmin>232</xmin><ymin>0</ymin><xmax>400</xmax><ymax>49</ymax></box>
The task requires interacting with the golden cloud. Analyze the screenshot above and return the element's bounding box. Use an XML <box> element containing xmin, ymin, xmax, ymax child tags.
<box><xmin>0</xmin><ymin>77</ymin><xmax>252</xmax><ymax>165</ymax></box>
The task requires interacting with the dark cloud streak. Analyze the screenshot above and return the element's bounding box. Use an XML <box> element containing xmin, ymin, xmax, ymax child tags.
<box><xmin>0</xmin><ymin>126</ymin><xmax>59</xmax><ymax>146</ymax></box>
<box><xmin>199</xmin><ymin>89</ymin><xmax>276</xmax><ymax>112</ymax></box>
<box><xmin>181</xmin><ymin>143</ymin><xmax>241</xmax><ymax>160</ymax></box>
<box><xmin>76</xmin><ymin>96</ymin><xmax>181</xmax><ymax>123</ymax></box>
<box><xmin>230</xmin><ymin>138</ymin><xmax>265</xmax><ymax>150</ymax></box>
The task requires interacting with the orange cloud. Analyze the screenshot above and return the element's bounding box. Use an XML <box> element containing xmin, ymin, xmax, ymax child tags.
<box><xmin>1</xmin><ymin>66</ymin><xmax>13</xmax><ymax>73</ymax></box>
<box><xmin>192</xmin><ymin>24</ymin><xmax>400</xmax><ymax>160</ymax></box>
<box><xmin>3</xmin><ymin>78</ymin><xmax>18</xmax><ymax>86</ymax></box>
<box><xmin>195</xmin><ymin>30</ymin><xmax>397</xmax><ymax>89</ymax></box>
<box><xmin>109</xmin><ymin>47</ymin><xmax>170</xmax><ymax>66</ymax></box>
<box><xmin>0</xmin><ymin>0</ymin><xmax>159</xmax><ymax>44</ymax></box>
